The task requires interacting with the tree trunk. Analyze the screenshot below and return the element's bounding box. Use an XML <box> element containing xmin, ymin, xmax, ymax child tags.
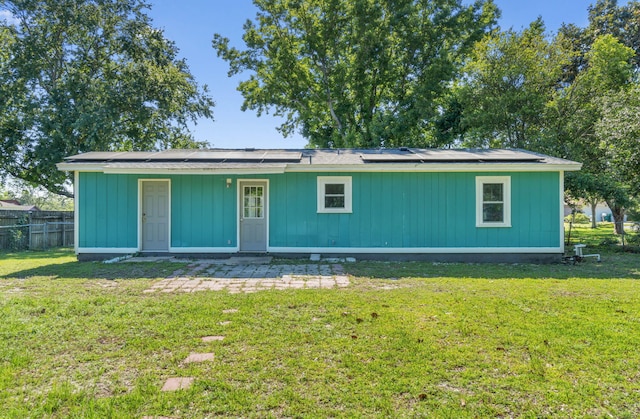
<box><xmin>590</xmin><ymin>200</ymin><xmax>598</xmax><ymax>229</ymax></box>
<box><xmin>607</xmin><ymin>201</ymin><xmax>626</xmax><ymax>235</ymax></box>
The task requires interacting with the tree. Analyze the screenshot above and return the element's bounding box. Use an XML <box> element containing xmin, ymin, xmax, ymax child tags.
<box><xmin>564</xmin><ymin>173</ymin><xmax>602</xmax><ymax>229</ymax></box>
<box><xmin>452</xmin><ymin>19</ymin><xmax>571</xmax><ymax>149</ymax></box>
<box><xmin>0</xmin><ymin>0</ymin><xmax>215</xmax><ymax>197</ymax></box>
<box><xmin>558</xmin><ymin>1</ymin><xmax>640</xmax><ymax>82</ymax></box>
<box><xmin>213</xmin><ymin>0</ymin><xmax>497</xmax><ymax>148</ymax></box>
<box><xmin>596</xmin><ymin>83</ymin><xmax>640</xmax><ymax>197</ymax></box>
<box><xmin>548</xmin><ymin>34</ymin><xmax>635</xmax><ymax>234</ymax></box>
<box><xmin>586</xmin><ymin>0</ymin><xmax>640</xmax><ymax>67</ymax></box>
<box><xmin>1</xmin><ymin>177</ymin><xmax>74</xmax><ymax>210</ymax></box>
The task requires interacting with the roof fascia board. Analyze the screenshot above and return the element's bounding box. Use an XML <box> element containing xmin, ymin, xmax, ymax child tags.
<box><xmin>57</xmin><ymin>163</ymin><xmax>287</xmax><ymax>174</ymax></box>
<box><xmin>102</xmin><ymin>167</ymin><xmax>286</xmax><ymax>175</ymax></box>
<box><xmin>57</xmin><ymin>162</ymin><xmax>582</xmax><ymax>173</ymax></box>
<box><xmin>57</xmin><ymin>163</ymin><xmax>105</xmax><ymax>172</ymax></box>
<box><xmin>284</xmin><ymin>163</ymin><xmax>582</xmax><ymax>172</ymax></box>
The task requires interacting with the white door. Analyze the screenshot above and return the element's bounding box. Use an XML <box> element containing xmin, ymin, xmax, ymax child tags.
<box><xmin>142</xmin><ymin>181</ymin><xmax>169</xmax><ymax>251</ymax></box>
<box><xmin>239</xmin><ymin>181</ymin><xmax>267</xmax><ymax>252</ymax></box>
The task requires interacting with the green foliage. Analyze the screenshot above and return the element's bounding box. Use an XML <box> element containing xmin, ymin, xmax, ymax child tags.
<box><xmin>213</xmin><ymin>0</ymin><xmax>497</xmax><ymax>148</ymax></box>
<box><xmin>565</xmin><ymin>212</ymin><xmax>590</xmax><ymax>224</ymax></box>
<box><xmin>626</xmin><ymin>232</ymin><xmax>640</xmax><ymax>245</ymax></box>
<box><xmin>584</xmin><ymin>34</ymin><xmax>635</xmax><ymax>90</ymax></box>
<box><xmin>627</xmin><ymin>203</ymin><xmax>640</xmax><ymax>222</ymax></box>
<box><xmin>454</xmin><ymin>19</ymin><xmax>571</xmax><ymax>149</ymax></box>
<box><xmin>2</xmin><ymin>177</ymin><xmax>74</xmax><ymax>210</ymax></box>
<box><xmin>549</xmin><ymin>34</ymin><xmax>635</xmax><ymax>233</ymax></box>
<box><xmin>7</xmin><ymin>214</ymin><xmax>29</xmax><ymax>251</ymax></box>
<box><xmin>0</xmin><ymin>0</ymin><xmax>214</xmax><ymax>196</ymax></box>
<box><xmin>596</xmin><ymin>83</ymin><xmax>640</xmax><ymax>196</ymax></box>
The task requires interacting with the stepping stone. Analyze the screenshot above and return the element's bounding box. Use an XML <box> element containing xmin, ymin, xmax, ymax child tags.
<box><xmin>161</xmin><ymin>377</ymin><xmax>194</xmax><ymax>391</ymax></box>
<box><xmin>219</xmin><ymin>321</ymin><xmax>231</xmax><ymax>326</ymax></box>
<box><xmin>222</xmin><ymin>309</ymin><xmax>238</xmax><ymax>314</ymax></box>
<box><xmin>142</xmin><ymin>416</ymin><xmax>174</xmax><ymax>419</ymax></box>
<box><xmin>202</xmin><ymin>335</ymin><xmax>225</xmax><ymax>342</ymax></box>
<box><xmin>184</xmin><ymin>352</ymin><xmax>214</xmax><ymax>363</ymax></box>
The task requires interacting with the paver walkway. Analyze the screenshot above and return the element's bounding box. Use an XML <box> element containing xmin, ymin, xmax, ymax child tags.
<box><xmin>143</xmin><ymin>261</ymin><xmax>349</xmax><ymax>294</ymax></box>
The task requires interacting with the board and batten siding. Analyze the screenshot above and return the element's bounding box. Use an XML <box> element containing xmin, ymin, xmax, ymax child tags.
<box><xmin>78</xmin><ymin>172</ymin><xmax>237</xmax><ymax>249</ymax></box>
<box><xmin>171</xmin><ymin>175</ymin><xmax>236</xmax><ymax>248</ymax></box>
<box><xmin>78</xmin><ymin>171</ymin><xmax>560</xmax><ymax>251</ymax></box>
<box><xmin>267</xmin><ymin>171</ymin><xmax>560</xmax><ymax>249</ymax></box>
<box><xmin>79</xmin><ymin>172</ymin><xmax>138</xmax><ymax>248</ymax></box>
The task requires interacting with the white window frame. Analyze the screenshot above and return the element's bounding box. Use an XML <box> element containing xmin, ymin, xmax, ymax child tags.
<box><xmin>476</xmin><ymin>176</ymin><xmax>511</xmax><ymax>228</ymax></box>
<box><xmin>317</xmin><ymin>176</ymin><xmax>352</xmax><ymax>213</ymax></box>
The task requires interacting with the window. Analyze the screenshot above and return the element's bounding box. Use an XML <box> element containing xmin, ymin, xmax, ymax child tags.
<box><xmin>243</xmin><ymin>186</ymin><xmax>264</xmax><ymax>218</ymax></box>
<box><xmin>476</xmin><ymin>176</ymin><xmax>511</xmax><ymax>227</ymax></box>
<box><xmin>317</xmin><ymin>176</ymin><xmax>352</xmax><ymax>213</ymax></box>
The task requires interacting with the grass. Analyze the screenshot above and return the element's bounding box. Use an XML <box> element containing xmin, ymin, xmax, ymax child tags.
<box><xmin>566</xmin><ymin>222</ymin><xmax>640</xmax><ymax>248</ymax></box>
<box><xmin>1</xmin><ymin>232</ymin><xmax>640</xmax><ymax>418</ymax></box>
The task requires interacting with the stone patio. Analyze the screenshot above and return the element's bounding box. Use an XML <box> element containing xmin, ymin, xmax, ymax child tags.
<box><xmin>143</xmin><ymin>261</ymin><xmax>349</xmax><ymax>294</ymax></box>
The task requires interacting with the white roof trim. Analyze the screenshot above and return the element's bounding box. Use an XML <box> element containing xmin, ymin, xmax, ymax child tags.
<box><xmin>103</xmin><ymin>167</ymin><xmax>287</xmax><ymax>175</ymax></box>
<box><xmin>58</xmin><ymin>162</ymin><xmax>581</xmax><ymax>174</ymax></box>
<box><xmin>285</xmin><ymin>163</ymin><xmax>581</xmax><ymax>173</ymax></box>
<box><xmin>57</xmin><ymin>163</ymin><xmax>105</xmax><ymax>172</ymax></box>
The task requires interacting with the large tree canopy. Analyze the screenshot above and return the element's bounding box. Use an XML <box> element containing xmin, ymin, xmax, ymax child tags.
<box><xmin>0</xmin><ymin>0</ymin><xmax>214</xmax><ymax>196</ymax></box>
<box><xmin>213</xmin><ymin>0</ymin><xmax>497</xmax><ymax>148</ymax></box>
<box><xmin>452</xmin><ymin>19</ymin><xmax>571</xmax><ymax>149</ymax></box>
<box><xmin>551</xmin><ymin>34</ymin><xmax>636</xmax><ymax>233</ymax></box>
<box><xmin>596</xmin><ymin>82</ymin><xmax>640</xmax><ymax>196</ymax></box>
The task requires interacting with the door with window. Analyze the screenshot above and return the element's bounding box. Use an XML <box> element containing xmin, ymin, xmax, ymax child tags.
<box><xmin>239</xmin><ymin>181</ymin><xmax>267</xmax><ymax>251</ymax></box>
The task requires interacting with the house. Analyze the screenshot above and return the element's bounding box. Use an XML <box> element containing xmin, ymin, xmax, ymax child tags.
<box><xmin>57</xmin><ymin>148</ymin><xmax>581</xmax><ymax>262</ymax></box>
<box><xmin>0</xmin><ymin>199</ymin><xmax>40</xmax><ymax>211</ymax></box>
<box><xmin>581</xmin><ymin>202</ymin><xmax>618</xmax><ymax>222</ymax></box>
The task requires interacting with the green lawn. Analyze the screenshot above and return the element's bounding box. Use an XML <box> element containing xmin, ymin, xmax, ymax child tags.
<box><xmin>1</xmin><ymin>243</ymin><xmax>640</xmax><ymax>417</ymax></box>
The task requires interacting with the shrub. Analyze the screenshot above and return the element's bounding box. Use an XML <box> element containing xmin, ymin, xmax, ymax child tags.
<box><xmin>7</xmin><ymin>226</ymin><xmax>28</xmax><ymax>251</ymax></box>
<box><xmin>565</xmin><ymin>213</ymin><xmax>590</xmax><ymax>224</ymax></box>
<box><xmin>627</xmin><ymin>206</ymin><xmax>640</xmax><ymax>222</ymax></box>
<box><xmin>6</xmin><ymin>214</ymin><xmax>29</xmax><ymax>251</ymax></box>
<box><xmin>600</xmin><ymin>236</ymin><xmax>620</xmax><ymax>246</ymax></box>
<box><xmin>626</xmin><ymin>233</ymin><xmax>640</xmax><ymax>245</ymax></box>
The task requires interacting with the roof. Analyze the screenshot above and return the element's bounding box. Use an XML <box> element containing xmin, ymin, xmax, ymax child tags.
<box><xmin>57</xmin><ymin>148</ymin><xmax>581</xmax><ymax>174</ymax></box>
<box><xmin>0</xmin><ymin>200</ymin><xmax>40</xmax><ymax>211</ymax></box>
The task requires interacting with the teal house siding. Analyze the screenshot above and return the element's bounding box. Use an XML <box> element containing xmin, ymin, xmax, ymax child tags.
<box><xmin>79</xmin><ymin>173</ymin><xmax>238</xmax><ymax>249</ymax></box>
<box><xmin>78</xmin><ymin>170</ymin><xmax>560</xmax><ymax>251</ymax></box>
<box><xmin>267</xmin><ymin>171</ymin><xmax>560</xmax><ymax>249</ymax></box>
<box><xmin>171</xmin><ymin>175</ymin><xmax>236</xmax><ymax>248</ymax></box>
<box><xmin>78</xmin><ymin>172</ymin><xmax>138</xmax><ymax>248</ymax></box>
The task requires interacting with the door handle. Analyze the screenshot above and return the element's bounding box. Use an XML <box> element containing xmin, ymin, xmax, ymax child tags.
<box><xmin>142</xmin><ymin>213</ymin><xmax>147</xmax><ymax>223</ymax></box>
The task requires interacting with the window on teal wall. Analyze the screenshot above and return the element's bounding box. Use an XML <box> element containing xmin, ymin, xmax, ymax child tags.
<box><xmin>476</xmin><ymin>176</ymin><xmax>511</xmax><ymax>227</ymax></box>
<box><xmin>317</xmin><ymin>176</ymin><xmax>352</xmax><ymax>213</ymax></box>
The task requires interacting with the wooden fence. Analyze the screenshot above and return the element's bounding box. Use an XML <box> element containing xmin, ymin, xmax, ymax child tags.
<box><xmin>0</xmin><ymin>210</ymin><xmax>74</xmax><ymax>250</ymax></box>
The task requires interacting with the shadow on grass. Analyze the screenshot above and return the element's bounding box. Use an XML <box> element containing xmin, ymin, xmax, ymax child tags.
<box><xmin>0</xmin><ymin>260</ymin><xmax>184</xmax><ymax>281</ymax></box>
<box><xmin>340</xmin><ymin>252</ymin><xmax>640</xmax><ymax>281</ymax></box>
<box><xmin>0</xmin><ymin>249</ymin><xmax>73</xmax><ymax>260</ymax></box>
<box><xmin>1</xmin><ymin>249</ymin><xmax>638</xmax><ymax>282</ymax></box>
